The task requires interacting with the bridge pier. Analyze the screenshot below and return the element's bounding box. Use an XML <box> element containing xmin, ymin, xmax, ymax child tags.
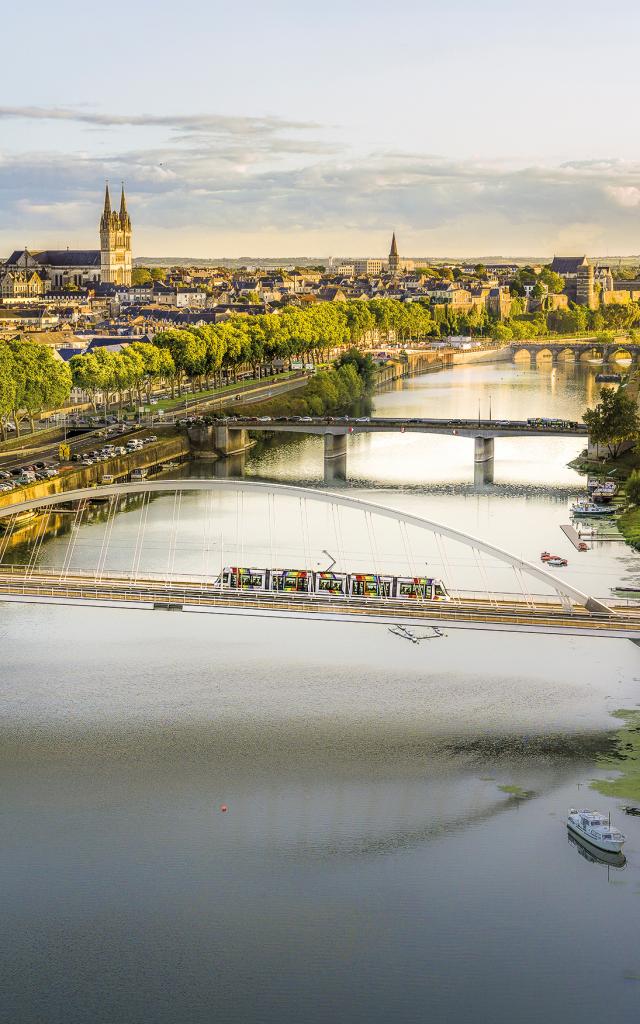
<box><xmin>474</xmin><ymin>436</ymin><xmax>494</xmax><ymax>463</ymax></box>
<box><xmin>474</xmin><ymin>436</ymin><xmax>494</xmax><ymax>485</ymax></box>
<box><xmin>324</xmin><ymin>432</ymin><xmax>347</xmax><ymax>483</ymax></box>
<box><xmin>187</xmin><ymin>423</ymin><xmax>252</xmax><ymax>459</ymax></box>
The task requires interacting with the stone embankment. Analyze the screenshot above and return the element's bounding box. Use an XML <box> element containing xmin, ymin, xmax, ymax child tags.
<box><xmin>0</xmin><ymin>432</ymin><xmax>190</xmax><ymax>513</ymax></box>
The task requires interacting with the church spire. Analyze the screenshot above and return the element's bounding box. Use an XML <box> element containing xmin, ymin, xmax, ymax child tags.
<box><xmin>389</xmin><ymin>231</ymin><xmax>400</xmax><ymax>274</ymax></box>
<box><xmin>119</xmin><ymin>182</ymin><xmax>130</xmax><ymax>229</ymax></box>
<box><xmin>100</xmin><ymin>182</ymin><xmax>112</xmax><ymax>229</ymax></box>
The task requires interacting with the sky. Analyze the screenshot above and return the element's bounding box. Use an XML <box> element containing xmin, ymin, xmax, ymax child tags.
<box><xmin>2</xmin><ymin>0</ymin><xmax>640</xmax><ymax>259</ymax></box>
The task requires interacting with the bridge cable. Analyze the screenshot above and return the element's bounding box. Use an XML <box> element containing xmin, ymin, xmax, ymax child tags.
<box><xmin>165</xmin><ymin>490</ymin><xmax>180</xmax><ymax>586</ymax></box>
<box><xmin>240</xmin><ymin>491</ymin><xmax>245</xmax><ymax>566</ymax></box>
<box><xmin>200</xmin><ymin>490</ymin><xmax>212</xmax><ymax>590</ymax></box>
<box><xmin>268</xmin><ymin>492</ymin><xmax>275</xmax><ymax>573</ymax></box>
<box><xmin>434</xmin><ymin>532</ymin><xmax>460</xmax><ymax>605</ymax></box>
<box><xmin>96</xmin><ymin>497</ymin><xmax>119</xmax><ymax>582</ymax></box>
<box><xmin>299</xmin><ymin>497</ymin><xmax>312</xmax><ymax>573</ymax></box>
<box><xmin>0</xmin><ymin>513</ymin><xmax>19</xmax><ymax>565</ymax></box>
<box><xmin>513</xmin><ymin>565</ymin><xmax>535</xmax><ymax>609</ymax></box>
<box><xmin>473</xmin><ymin>547</ymin><xmax>498</xmax><ymax>608</ymax></box>
<box><xmin>130</xmin><ymin>491</ymin><xmax>151</xmax><ymax>585</ymax></box>
<box><xmin>61</xmin><ymin>501</ymin><xmax>86</xmax><ymax>579</ymax></box>
<box><xmin>25</xmin><ymin>508</ymin><xmax>52</xmax><ymax>579</ymax></box>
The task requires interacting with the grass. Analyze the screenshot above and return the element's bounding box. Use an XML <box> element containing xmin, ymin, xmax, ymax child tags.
<box><xmin>497</xmin><ymin>784</ymin><xmax>535</xmax><ymax>799</ymax></box>
<box><xmin>617</xmin><ymin>507</ymin><xmax>640</xmax><ymax>550</ymax></box>
<box><xmin>152</xmin><ymin>370</ymin><xmax>302</xmax><ymax>413</ymax></box>
<box><xmin>591</xmin><ymin>709</ymin><xmax>640</xmax><ymax>802</ymax></box>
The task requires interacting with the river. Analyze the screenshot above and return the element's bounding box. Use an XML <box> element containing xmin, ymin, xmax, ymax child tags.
<box><xmin>2</xmin><ymin>358</ymin><xmax>640</xmax><ymax>1023</ymax></box>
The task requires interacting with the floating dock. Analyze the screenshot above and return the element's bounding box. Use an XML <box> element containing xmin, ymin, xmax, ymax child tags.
<box><xmin>560</xmin><ymin>524</ymin><xmax>585</xmax><ymax>549</ymax></box>
<box><xmin>561</xmin><ymin>523</ymin><xmax>621</xmax><ymax>546</ymax></box>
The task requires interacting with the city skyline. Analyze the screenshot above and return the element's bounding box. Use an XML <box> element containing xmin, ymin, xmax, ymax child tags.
<box><xmin>3</xmin><ymin>0</ymin><xmax>640</xmax><ymax>257</ymax></box>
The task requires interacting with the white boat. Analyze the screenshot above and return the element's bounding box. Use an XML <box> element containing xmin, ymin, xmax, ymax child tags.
<box><xmin>570</xmin><ymin>501</ymin><xmax>614</xmax><ymax>517</ymax></box>
<box><xmin>567</xmin><ymin>809</ymin><xmax>625</xmax><ymax>853</ymax></box>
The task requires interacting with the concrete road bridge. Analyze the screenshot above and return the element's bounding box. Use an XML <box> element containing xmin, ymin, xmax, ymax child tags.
<box><xmin>188</xmin><ymin>417</ymin><xmax>588</xmax><ymax>485</ymax></box>
<box><xmin>0</xmin><ymin>479</ymin><xmax>637</xmax><ymax>642</ymax></box>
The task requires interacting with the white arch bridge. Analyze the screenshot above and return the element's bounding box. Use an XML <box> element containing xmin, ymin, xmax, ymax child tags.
<box><xmin>0</xmin><ymin>479</ymin><xmax>639</xmax><ymax>641</ymax></box>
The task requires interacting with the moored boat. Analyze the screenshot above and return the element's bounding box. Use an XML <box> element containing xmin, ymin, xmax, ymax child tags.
<box><xmin>570</xmin><ymin>501</ymin><xmax>615</xmax><ymax>517</ymax></box>
<box><xmin>567</xmin><ymin>830</ymin><xmax>626</xmax><ymax>868</ymax></box>
<box><xmin>567</xmin><ymin>809</ymin><xmax>625</xmax><ymax>853</ymax></box>
<box><xmin>547</xmin><ymin>556</ymin><xmax>567</xmax><ymax>567</ymax></box>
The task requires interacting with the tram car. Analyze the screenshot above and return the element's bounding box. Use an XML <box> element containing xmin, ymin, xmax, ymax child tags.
<box><xmin>218</xmin><ymin>567</ymin><xmax>450</xmax><ymax>601</ymax></box>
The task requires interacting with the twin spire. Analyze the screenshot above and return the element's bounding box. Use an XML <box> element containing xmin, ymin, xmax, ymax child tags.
<box><xmin>101</xmin><ymin>181</ymin><xmax>131</xmax><ymax>231</ymax></box>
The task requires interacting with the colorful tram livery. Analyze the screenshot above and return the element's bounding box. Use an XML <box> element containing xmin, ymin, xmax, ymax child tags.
<box><xmin>219</xmin><ymin>567</ymin><xmax>450</xmax><ymax>601</ymax></box>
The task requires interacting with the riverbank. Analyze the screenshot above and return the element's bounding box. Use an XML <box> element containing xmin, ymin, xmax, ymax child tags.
<box><xmin>0</xmin><ymin>431</ymin><xmax>190</xmax><ymax>513</ymax></box>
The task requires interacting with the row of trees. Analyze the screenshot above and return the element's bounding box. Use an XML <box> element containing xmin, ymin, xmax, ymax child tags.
<box><xmin>0</xmin><ymin>339</ymin><xmax>72</xmax><ymax>438</ymax></box>
<box><xmin>66</xmin><ymin>302</ymin><xmax>440</xmax><ymax>408</ymax></box>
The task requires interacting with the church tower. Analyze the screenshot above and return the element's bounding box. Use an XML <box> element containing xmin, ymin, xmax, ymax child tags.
<box><xmin>388</xmin><ymin>232</ymin><xmax>399</xmax><ymax>275</ymax></box>
<box><xmin>100</xmin><ymin>182</ymin><xmax>132</xmax><ymax>285</ymax></box>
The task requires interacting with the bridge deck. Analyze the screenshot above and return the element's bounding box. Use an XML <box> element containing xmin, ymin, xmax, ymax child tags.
<box><xmin>1</xmin><ymin>571</ymin><xmax>638</xmax><ymax>640</ymax></box>
<box><xmin>216</xmin><ymin>416</ymin><xmax>588</xmax><ymax>438</ymax></box>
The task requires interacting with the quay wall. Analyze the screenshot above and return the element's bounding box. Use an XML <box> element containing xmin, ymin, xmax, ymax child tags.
<box><xmin>0</xmin><ymin>433</ymin><xmax>190</xmax><ymax>512</ymax></box>
<box><xmin>451</xmin><ymin>347</ymin><xmax>511</xmax><ymax>365</ymax></box>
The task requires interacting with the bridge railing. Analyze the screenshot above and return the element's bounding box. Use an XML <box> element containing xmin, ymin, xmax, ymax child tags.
<box><xmin>0</xmin><ymin>564</ymin><xmax>606</xmax><ymax>610</ymax></box>
<box><xmin>1</xmin><ymin>579</ymin><xmax>636</xmax><ymax>631</ymax></box>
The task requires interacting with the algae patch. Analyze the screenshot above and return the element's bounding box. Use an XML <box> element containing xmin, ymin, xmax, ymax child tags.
<box><xmin>590</xmin><ymin>710</ymin><xmax>640</xmax><ymax>802</ymax></box>
<box><xmin>497</xmin><ymin>784</ymin><xmax>535</xmax><ymax>800</ymax></box>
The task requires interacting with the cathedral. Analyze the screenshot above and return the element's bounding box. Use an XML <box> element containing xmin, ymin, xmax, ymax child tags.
<box><xmin>1</xmin><ymin>183</ymin><xmax>133</xmax><ymax>296</ymax></box>
<box><xmin>99</xmin><ymin>183</ymin><xmax>132</xmax><ymax>285</ymax></box>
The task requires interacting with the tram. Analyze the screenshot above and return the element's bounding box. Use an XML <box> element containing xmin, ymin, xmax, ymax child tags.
<box><xmin>217</xmin><ymin>567</ymin><xmax>451</xmax><ymax>601</ymax></box>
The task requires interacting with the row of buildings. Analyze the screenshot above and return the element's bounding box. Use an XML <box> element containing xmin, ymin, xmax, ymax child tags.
<box><xmin>3</xmin><ymin>185</ymin><xmax>640</xmax><ymax>351</ymax></box>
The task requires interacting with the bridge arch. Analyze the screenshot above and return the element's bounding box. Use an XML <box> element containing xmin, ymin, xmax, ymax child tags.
<box><xmin>0</xmin><ymin>480</ymin><xmax>610</xmax><ymax>614</ymax></box>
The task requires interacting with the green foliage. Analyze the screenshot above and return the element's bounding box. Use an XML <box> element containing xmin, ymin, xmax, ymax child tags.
<box><xmin>131</xmin><ymin>267</ymin><xmax>166</xmax><ymax>286</ymax></box>
<box><xmin>583</xmin><ymin>386</ymin><xmax>639</xmax><ymax>458</ymax></box>
<box><xmin>335</xmin><ymin>348</ymin><xmax>376</xmax><ymax>390</ymax></box>
<box><xmin>625</xmin><ymin>470</ymin><xmax>640</xmax><ymax>506</ymax></box>
<box><xmin>6</xmin><ymin>339</ymin><xmax>71</xmax><ymax>432</ymax></box>
<box><xmin>539</xmin><ymin>267</ymin><xmax>565</xmax><ymax>293</ymax></box>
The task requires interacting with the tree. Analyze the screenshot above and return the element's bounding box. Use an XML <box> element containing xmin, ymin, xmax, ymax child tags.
<box><xmin>8</xmin><ymin>339</ymin><xmax>71</xmax><ymax>431</ymax></box>
<box><xmin>335</xmin><ymin>349</ymin><xmax>375</xmax><ymax>391</ymax></box>
<box><xmin>131</xmin><ymin>267</ymin><xmax>153</xmax><ymax>286</ymax></box>
<box><xmin>0</xmin><ymin>345</ymin><xmax>17</xmax><ymax>439</ymax></box>
<box><xmin>539</xmin><ymin>268</ymin><xmax>565</xmax><ymax>294</ymax></box>
<box><xmin>583</xmin><ymin>387</ymin><xmax>639</xmax><ymax>458</ymax></box>
<box><xmin>626</xmin><ymin>470</ymin><xmax>640</xmax><ymax>506</ymax></box>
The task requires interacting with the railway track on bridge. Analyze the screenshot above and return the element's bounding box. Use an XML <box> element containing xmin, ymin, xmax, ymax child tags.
<box><xmin>1</xmin><ymin>570</ymin><xmax>639</xmax><ymax>640</ymax></box>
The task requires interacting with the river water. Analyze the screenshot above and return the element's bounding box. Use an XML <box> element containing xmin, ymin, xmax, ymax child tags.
<box><xmin>2</xmin><ymin>358</ymin><xmax>640</xmax><ymax>1023</ymax></box>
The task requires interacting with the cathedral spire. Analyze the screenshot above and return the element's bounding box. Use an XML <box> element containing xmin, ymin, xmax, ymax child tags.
<box><xmin>101</xmin><ymin>182</ymin><xmax>112</xmax><ymax>229</ymax></box>
<box><xmin>390</xmin><ymin>232</ymin><xmax>398</xmax><ymax>258</ymax></box>
<box><xmin>119</xmin><ymin>182</ymin><xmax>130</xmax><ymax>228</ymax></box>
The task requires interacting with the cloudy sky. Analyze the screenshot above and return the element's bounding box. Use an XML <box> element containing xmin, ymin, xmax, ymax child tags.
<box><xmin>2</xmin><ymin>0</ymin><xmax>640</xmax><ymax>259</ymax></box>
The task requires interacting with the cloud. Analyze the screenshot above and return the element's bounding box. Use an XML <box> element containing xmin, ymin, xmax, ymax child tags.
<box><xmin>0</xmin><ymin>105</ymin><xmax>323</xmax><ymax>141</ymax></box>
<box><xmin>2</xmin><ymin>124</ymin><xmax>640</xmax><ymax>254</ymax></box>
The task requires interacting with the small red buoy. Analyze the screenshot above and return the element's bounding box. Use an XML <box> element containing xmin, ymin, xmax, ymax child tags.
<box><xmin>220</xmin><ymin>804</ymin><xmax>228</xmax><ymax>813</ymax></box>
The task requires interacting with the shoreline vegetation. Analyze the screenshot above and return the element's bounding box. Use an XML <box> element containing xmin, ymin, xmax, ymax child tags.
<box><xmin>233</xmin><ymin>349</ymin><xmax>376</xmax><ymax>419</ymax></box>
<box><xmin>591</xmin><ymin>710</ymin><xmax>640</xmax><ymax>803</ymax></box>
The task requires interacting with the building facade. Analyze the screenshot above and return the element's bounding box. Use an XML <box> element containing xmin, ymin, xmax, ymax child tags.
<box><xmin>100</xmin><ymin>184</ymin><xmax>132</xmax><ymax>285</ymax></box>
<box><xmin>2</xmin><ymin>184</ymin><xmax>133</xmax><ymax>293</ymax></box>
